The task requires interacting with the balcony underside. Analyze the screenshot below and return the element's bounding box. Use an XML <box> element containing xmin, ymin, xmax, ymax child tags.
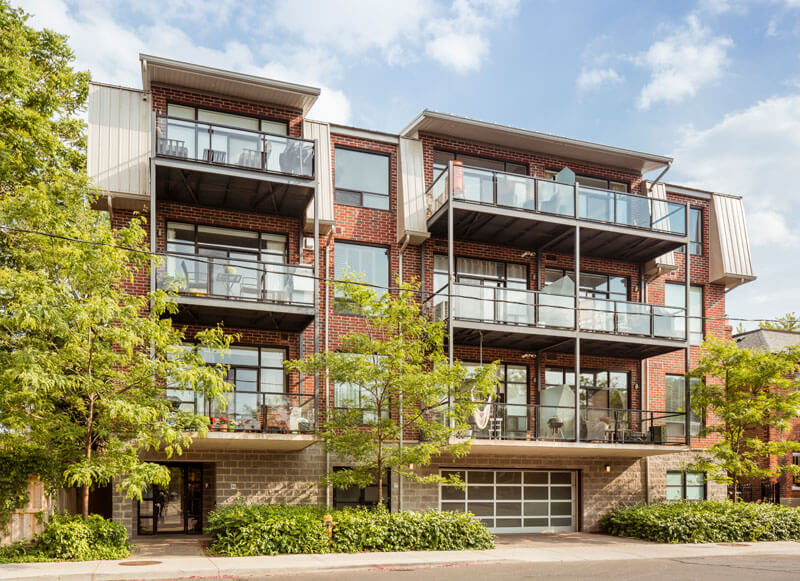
<box><xmin>452</xmin><ymin>322</ymin><xmax>685</xmax><ymax>358</ymax></box>
<box><xmin>155</xmin><ymin>158</ymin><xmax>314</xmax><ymax>218</ymax></box>
<box><xmin>187</xmin><ymin>431</ymin><xmax>318</xmax><ymax>451</ymax></box>
<box><xmin>428</xmin><ymin>201</ymin><xmax>684</xmax><ymax>263</ymax></box>
<box><xmin>168</xmin><ymin>295</ymin><xmax>314</xmax><ymax>332</ymax></box>
<box><xmin>463</xmin><ymin>439</ymin><xmax>689</xmax><ymax>458</ymax></box>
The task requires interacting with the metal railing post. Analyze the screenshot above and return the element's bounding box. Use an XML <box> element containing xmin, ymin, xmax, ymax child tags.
<box><xmin>684</xmin><ymin>201</ymin><xmax>691</xmax><ymax>445</ymax></box>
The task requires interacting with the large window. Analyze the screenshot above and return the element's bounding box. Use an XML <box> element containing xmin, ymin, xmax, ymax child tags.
<box><xmin>166</xmin><ymin>104</ymin><xmax>288</xmax><ymax>135</ymax></box>
<box><xmin>794</xmin><ymin>453</ymin><xmax>800</xmax><ymax>489</ymax></box>
<box><xmin>665</xmin><ymin>374</ymin><xmax>702</xmax><ymax>438</ymax></box>
<box><xmin>434</xmin><ymin>255</ymin><xmax>527</xmax><ymax>291</ymax></box>
<box><xmin>677</xmin><ymin>207</ymin><xmax>703</xmax><ymax>256</ymax></box>
<box><xmin>333</xmin><ymin>354</ymin><xmax>388</xmax><ymax>423</ymax></box>
<box><xmin>545</xmin><ymin>368</ymin><xmax>628</xmax><ymax>409</ymax></box>
<box><xmin>334</xmin><ymin>242</ymin><xmax>390</xmax><ymax>305</ymax></box>
<box><xmin>544</xmin><ymin>268</ymin><xmax>628</xmax><ymax>301</ymax></box>
<box><xmin>165</xmin><ymin>222</ymin><xmax>290</xmax><ymax>301</ymax></box>
<box><xmin>333</xmin><ymin>468</ymin><xmax>390</xmax><ymax>510</ymax></box>
<box><xmin>464</xmin><ymin>362</ymin><xmax>528</xmax><ymax>437</ymax></box>
<box><xmin>665</xmin><ymin>283</ymin><xmax>703</xmax><ymax>345</ymax></box>
<box><xmin>666</xmin><ymin>471</ymin><xmax>706</xmax><ymax>501</ymax></box>
<box><xmin>167</xmin><ymin>346</ymin><xmax>287</xmax><ymax>432</ymax></box>
<box><xmin>433</xmin><ymin>150</ymin><xmax>528</xmax><ymax>181</ymax></box>
<box><xmin>334</xmin><ymin>147</ymin><xmax>390</xmax><ymax>210</ymax></box>
<box><xmin>544</xmin><ymin>170</ymin><xmax>628</xmax><ymax>193</ymax></box>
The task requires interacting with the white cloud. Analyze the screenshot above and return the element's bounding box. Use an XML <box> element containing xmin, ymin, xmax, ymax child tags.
<box><xmin>426</xmin><ymin>32</ymin><xmax>488</xmax><ymax>73</ymax></box>
<box><xmin>576</xmin><ymin>68</ymin><xmax>622</xmax><ymax>91</ymax></box>
<box><xmin>635</xmin><ymin>15</ymin><xmax>733</xmax><ymax>110</ymax></box>
<box><xmin>671</xmin><ymin>94</ymin><xmax>800</xmax><ymax>321</ymax></box>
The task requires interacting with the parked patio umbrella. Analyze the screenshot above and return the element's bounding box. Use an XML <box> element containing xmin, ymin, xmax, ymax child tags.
<box><xmin>539</xmin><ymin>384</ymin><xmax>575</xmax><ymax>439</ymax></box>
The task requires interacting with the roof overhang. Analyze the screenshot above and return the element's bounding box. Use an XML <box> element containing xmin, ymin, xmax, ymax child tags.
<box><xmin>140</xmin><ymin>54</ymin><xmax>320</xmax><ymax>114</ymax></box>
<box><xmin>401</xmin><ymin>110</ymin><xmax>672</xmax><ymax>174</ymax></box>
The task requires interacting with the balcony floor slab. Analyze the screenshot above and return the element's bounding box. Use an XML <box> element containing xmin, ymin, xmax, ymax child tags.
<box><xmin>462</xmin><ymin>439</ymin><xmax>690</xmax><ymax>458</ymax></box>
<box><xmin>186</xmin><ymin>431</ymin><xmax>318</xmax><ymax>451</ymax></box>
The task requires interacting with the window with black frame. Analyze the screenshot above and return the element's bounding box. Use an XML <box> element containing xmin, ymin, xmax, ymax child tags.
<box><xmin>664</xmin><ymin>283</ymin><xmax>703</xmax><ymax>345</ymax></box>
<box><xmin>332</xmin><ymin>353</ymin><xmax>390</xmax><ymax>424</ymax></box>
<box><xmin>666</xmin><ymin>471</ymin><xmax>706</xmax><ymax>501</ymax></box>
<box><xmin>464</xmin><ymin>362</ymin><xmax>528</xmax><ymax>439</ymax></box>
<box><xmin>665</xmin><ymin>374</ymin><xmax>703</xmax><ymax>438</ymax></box>
<box><xmin>166</xmin><ymin>346</ymin><xmax>294</xmax><ymax>433</ymax></box>
<box><xmin>334</xmin><ymin>242</ymin><xmax>390</xmax><ymax>313</ymax></box>
<box><xmin>332</xmin><ymin>467</ymin><xmax>391</xmax><ymax>510</ymax></box>
<box><xmin>677</xmin><ymin>207</ymin><xmax>703</xmax><ymax>256</ymax></box>
<box><xmin>334</xmin><ymin>147</ymin><xmax>390</xmax><ymax>210</ymax></box>
<box><xmin>163</xmin><ymin>222</ymin><xmax>296</xmax><ymax>303</ymax></box>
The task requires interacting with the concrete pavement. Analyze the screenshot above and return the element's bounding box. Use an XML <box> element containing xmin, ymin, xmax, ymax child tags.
<box><xmin>1</xmin><ymin>533</ymin><xmax>798</xmax><ymax>580</ymax></box>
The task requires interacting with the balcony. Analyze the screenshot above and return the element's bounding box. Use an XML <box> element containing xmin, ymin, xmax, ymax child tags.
<box><xmin>460</xmin><ymin>402</ymin><xmax>688</xmax><ymax>457</ymax></box>
<box><xmin>172</xmin><ymin>391</ymin><xmax>317</xmax><ymax>451</ymax></box>
<box><xmin>428</xmin><ymin>284</ymin><xmax>687</xmax><ymax>358</ymax></box>
<box><xmin>158</xmin><ymin>254</ymin><xmax>315</xmax><ymax>331</ymax></box>
<box><xmin>154</xmin><ymin>115</ymin><xmax>315</xmax><ymax>217</ymax></box>
<box><xmin>426</xmin><ymin>165</ymin><xmax>688</xmax><ymax>263</ymax></box>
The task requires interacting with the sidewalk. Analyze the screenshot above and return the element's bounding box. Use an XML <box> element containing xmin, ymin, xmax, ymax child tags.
<box><xmin>1</xmin><ymin>533</ymin><xmax>798</xmax><ymax>580</ymax></box>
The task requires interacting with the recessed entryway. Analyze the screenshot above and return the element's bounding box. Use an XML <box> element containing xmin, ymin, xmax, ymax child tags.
<box><xmin>440</xmin><ymin>469</ymin><xmax>578</xmax><ymax>533</ymax></box>
<box><xmin>137</xmin><ymin>463</ymin><xmax>204</xmax><ymax>535</ymax></box>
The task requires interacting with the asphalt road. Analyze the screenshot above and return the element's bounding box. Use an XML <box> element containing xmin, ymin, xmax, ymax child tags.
<box><xmin>249</xmin><ymin>554</ymin><xmax>800</xmax><ymax>581</ymax></box>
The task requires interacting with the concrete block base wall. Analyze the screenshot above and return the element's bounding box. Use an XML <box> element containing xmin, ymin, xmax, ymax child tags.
<box><xmin>112</xmin><ymin>445</ymin><xmax>721</xmax><ymax>536</ymax></box>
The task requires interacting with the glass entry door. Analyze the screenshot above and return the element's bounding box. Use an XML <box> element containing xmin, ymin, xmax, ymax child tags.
<box><xmin>137</xmin><ymin>463</ymin><xmax>203</xmax><ymax>535</ymax></box>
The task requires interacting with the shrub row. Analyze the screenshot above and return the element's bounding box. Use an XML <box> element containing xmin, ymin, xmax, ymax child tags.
<box><xmin>601</xmin><ymin>501</ymin><xmax>800</xmax><ymax>544</ymax></box>
<box><xmin>205</xmin><ymin>504</ymin><xmax>494</xmax><ymax>556</ymax></box>
<box><xmin>0</xmin><ymin>514</ymin><xmax>130</xmax><ymax>563</ymax></box>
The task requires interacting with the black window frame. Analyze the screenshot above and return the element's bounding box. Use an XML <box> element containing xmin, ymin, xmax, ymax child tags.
<box><xmin>676</xmin><ymin>206</ymin><xmax>703</xmax><ymax>256</ymax></box>
<box><xmin>433</xmin><ymin>150</ymin><xmax>529</xmax><ymax>182</ymax></box>
<box><xmin>664</xmin><ymin>374</ymin><xmax>703</xmax><ymax>437</ymax></box>
<box><xmin>544</xmin><ymin>169</ymin><xmax>630</xmax><ymax>193</ymax></box>
<box><xmin>543</xmin><ymin>366</ymin><xmax>630</xmax><ymax>409</ymax></box>
<box><xmin>433</xmin><ymin>254</ymin><xmax>529</xmax><ymax>293</ymax></box>
<box><xmin>332</xmin><ymin>467</ymin><xmax>391</xmax><ymax>510</ymax></box>
<box><xmin>664</xmin><ymin>282</ymin><xmax>704</xmax><ymax>345</ymax></box>
<box><xmin>666</xmin><ymin>470</ymin><xmax>706</xmax><ymax>501</ymax></box>
<box><xmin>165</xmin><ymin>221</ymin><xmax>289</xmax><ymax>263</ymax></box>
<box><xmin>333</xmin><ymin>241</ymin><xmax>391</xmax><ymax>314</ymax></box>
<box><xmin>544</xmin><ymin>267</ymin><xmax>629</xmax><ymax>302</ymax></box>
<box><xmin>793</xmin><ymin>453</ymin><xmax>800</xmax><ymax>489</ymax></box>
<box><xmin>334</xmin><ymin>146</ymin><xmax>391</xmax><ymax>211</ymax></box>
<box><xmin>165</xmin><ymin>102</ymin><xmax>289</xmax><ymax>137</ymax></box>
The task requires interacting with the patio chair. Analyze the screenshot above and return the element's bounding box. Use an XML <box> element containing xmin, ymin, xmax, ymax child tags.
<box><xmin>202</xmin><ymin>149</ymin><xmax>227</xmax><ymax>163</ymax></box>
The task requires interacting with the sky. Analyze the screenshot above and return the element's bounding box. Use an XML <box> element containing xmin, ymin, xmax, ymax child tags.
<box><xmin>15</xmin><ymin>0</ymin><xmax>800</xmax><ymax>329</ymax></box>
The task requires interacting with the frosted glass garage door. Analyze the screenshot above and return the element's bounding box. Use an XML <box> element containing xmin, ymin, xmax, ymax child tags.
<box><xmin>439</xmin><ymin>469</ymin><xmax>576</xmax><ymax>533</ymax></box>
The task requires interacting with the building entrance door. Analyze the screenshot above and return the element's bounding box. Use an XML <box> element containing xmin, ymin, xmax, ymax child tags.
<box><xmin>137</xmin><ymin>463</ymin><xmax>203</xmax><ymax>535</ymax></box>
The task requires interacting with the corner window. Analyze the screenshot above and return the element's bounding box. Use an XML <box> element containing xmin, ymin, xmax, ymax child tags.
<box><xmin>665</xmin><ymin>374</ymin><xmax>702</xmax><ymax>438</ymax></box>
<box><xmin>334</xmin><ymin>147</ymin><xmax>390</xmax><ymax>210</ymax></box>
<box><xmin>665</xmin><ymin>283</ymin><xmax>703</xmax><ymax>345</ymax></box>
<box><xmin>666</xmin><ymin>471</ymin><xmax>706</xmax><ymax>501</ymax></box>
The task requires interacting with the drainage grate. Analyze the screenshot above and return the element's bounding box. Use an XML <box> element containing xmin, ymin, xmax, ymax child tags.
<box><xmin>119</xmin><ymin>560</ymin><xmax>162</xmax><ymax>566</ymax></box>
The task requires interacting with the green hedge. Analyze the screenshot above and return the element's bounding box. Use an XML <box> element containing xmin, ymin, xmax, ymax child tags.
<box><xmin>206</xmin><ymin>504</ymin><xmax>494</xmax><ymax>556</ymax></box>
<box><xmin>0</xmin><ymin>514</ymin><xmax>130</xmax><ymax>563</ymax></box>
<box><xmin>601</xmin><ymin>501</ymin><xmax>800</xmax><ymax>543</ymax></box>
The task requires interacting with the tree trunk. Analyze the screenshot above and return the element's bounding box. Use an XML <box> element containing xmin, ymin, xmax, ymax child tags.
<box><xmin>81</xmin><ymin>484</ymin><xmax>90</xmax><ymax>520</ymax></box>
<box><xmin>82</xmin><ymin>395</ymin><xmax>95</xmax><ymax>520</ymax></box>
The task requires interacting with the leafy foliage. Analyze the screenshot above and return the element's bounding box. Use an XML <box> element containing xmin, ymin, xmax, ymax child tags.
<box><xmin>601</xmin><ymin>501</ymin><xmax>800</xmax><ymax>543</ymax></box>
<box><xmin>690</xmin><ymin>337</ymin><xmax>800</xmax><ymax>493</ymax></box>
<box><xmin>285</xmin><ymin>276</ymin><xmax>498</xmax><ymax>504</ymax></box>
<box><xmin>206</xmin><ymin>503</ymin><xmax>494</xmax><ymax>556</ymax></box>
<box><xmin>760</xmin><ymin>313</ymin><xmax>800</xmax><ymax>332</ymax></box>
<box><xmin>0</xmin><ymin>1</ymin><xmax>233</xmax><ymax>523</ymax></box>
<box><xmin>0</xmin><ymin>514</ymin><xmax>129</xmax><ymax>562</ymax></box>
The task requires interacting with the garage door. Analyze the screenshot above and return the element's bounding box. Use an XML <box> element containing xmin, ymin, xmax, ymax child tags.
<box><xmin>439</xmin><ymin>469</ymin><xmax>577</xmax><ymax>533</ymax></box>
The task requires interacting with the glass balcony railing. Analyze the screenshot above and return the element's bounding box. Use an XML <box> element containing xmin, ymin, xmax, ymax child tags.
<box><xmin>167</xmin><ymin>390</ymin><xmax>316</xmax><ymax>434</ymax></box>
<box><xmin>462</xmin><ymin>402</ymin><xmax>686</xmax><ymax>445</ymax></box>
<box><xmin>427</xmin><ymin>164</ymin><xmax>687</xmax><ymax>236</ymax></box>
<box><xmin>427</xmin><ymin>283</ymin><xmax>687</xmax><ymax>341</ymax></box>
<box><xmin>158</xmin><ymin>254</ymin><xmax>314</xmax><ymax>307</ymax></box>
<box><xmin>155</xmin><ymin>114</ymin><xmax>315</xmax><ymax>179</ymax></box>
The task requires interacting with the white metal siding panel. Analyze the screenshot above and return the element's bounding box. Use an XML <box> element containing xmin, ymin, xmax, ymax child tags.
<box><xmin>303</xmin><ymin>120</ymin><xmax>334</xmax><ymax>228</ymax></box>
<box><xmin>398</xmin><ymin>137</ymin><xmax>427</xmax><ymax>243</ymax></box>
<box><xmin>645</xmin><ymin>182</ymin><xmax>676</xmax><ymax>273</ymax></box>
<box><xmin>710</xmin><ymin>194</ymin><xmax>755</xmax><ymax>287</ymax></box>
<box><xmin>87</xmin><ymin>84</ymin><xmax>150</xmax><ymax>197</ymax></box>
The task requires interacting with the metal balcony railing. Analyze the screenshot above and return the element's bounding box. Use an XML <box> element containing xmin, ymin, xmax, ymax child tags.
<box><xmin>155</xmin><ymin>114</ymin><xmax>315</xmax><ymax>179</ymax></box>
<box><xmin>427</xmin><ymin>164</ymin><xmax>687</xmax><ymax>235</ymax></box>
<box><xmin>427</xmin><ymin>284</ymin><xmax>687</xmax><ymax>341</ymax></box>
<box><xmin>158</xmin><ymin>254</ymin><xmax>314</xmax><ymax>307</ymax></box>
<box><xmin>168</xmin><ymin>391</ymin><xmax>316</xmax><ymax>434</ymax></box>
<box><xmin>463</xmin><ymin>402</ymin><xmax>687</xmax><ymax>445</ymax></box>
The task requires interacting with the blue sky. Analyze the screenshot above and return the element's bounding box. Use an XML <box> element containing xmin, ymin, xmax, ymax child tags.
<box><xmin>16</xmin><ymin>0</ymin><xmax>800</xmax><ymax>328</ymax></box>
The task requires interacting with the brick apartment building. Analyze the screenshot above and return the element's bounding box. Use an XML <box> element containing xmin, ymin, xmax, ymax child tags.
<box><xmin>734</xmin><ymin>329</ymin><xmax>800</xmax><ymax>507</ymax></box>
<box><xmin>86</xmin><ymin>54</ymin><xmax>756</xmax><ymax>536</ymax></box>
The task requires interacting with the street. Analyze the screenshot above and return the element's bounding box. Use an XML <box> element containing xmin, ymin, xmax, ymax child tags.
<box><xmin>259</xmin><ymin>554</ymin><xmax>800</xmax><ymax>580</ymax></box>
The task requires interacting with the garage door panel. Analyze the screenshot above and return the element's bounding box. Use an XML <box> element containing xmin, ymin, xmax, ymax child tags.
<box><xmin>440</xmin><ymin>469</ymin><xmax>577</xmax><ymax>533</ymax></box>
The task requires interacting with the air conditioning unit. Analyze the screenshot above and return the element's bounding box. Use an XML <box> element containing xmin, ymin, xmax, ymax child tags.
<box><xmin>433</xmin><ymin>301</ymin><xmax>449</xmax><ymax>321</ymax></box>
<box><xmin>302</xmin><ymin>236</ymin><xmax>314</xmax><ymax>251</ymax></box>
<box><xmin>649</xmin><ymin>425</ymin><xmax>667</xmax><ymax>444</ymax></box>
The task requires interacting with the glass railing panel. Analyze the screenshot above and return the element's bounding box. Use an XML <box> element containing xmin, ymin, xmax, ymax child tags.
<box><xmin>207</xmin><ymin>256</ymin><xmax>261</xmax><ymax>300</ymax></box>
<box><xmin>615</xmin><ymin>302</ymin><xmax>651</xmax><ymax>336</ymax></box>
<box><xmin>211</xmin><ymin>126</ymin><xmax>262</xmax><ymax>168</ymax></box>
<box><xmin>454</xmin><ymin>166</ymin><xmax>494</xmax><ymax>204</ymax></box>
<box><xmin>615</xmin><ymin>192</ymin><xmax>651</xmax><ymax>228</ymax></box>
<box><xmin>264</xmin><ymin>134</ymin><xmax>314</xmax><ymax>178</ymax></box>
<box><xmin>451</xmin><ymin>284</ymin><xmax>495</xmax><ymax>322</ymax></box>
<box><xmin>495</xmin><ymin>288</ymin><xmax>535</xmax><ymax>325</ymax></box>
<box><xmin>580</xmin><ymin>407</ymin><xmax>631</xmax><ymax>442</ymax></box>
<box><xmin>578</xmin><ymin>186</ymin><xmax>614</xmax><ymax>222</ymax></box>
<box><xmin>536</xmin><ymin>180</ymin><xmax>574</xmax><ymax>216</ymax></box>
<box><xmin>537</xmin><ymin>293</ymin><xmax>575</xmax><ymax>329</ymax></box>
<box><xmin>578</xmin><ymin>297</ymin><xmax>614</xmax><ymax>333</ymax></box>
<box><xmin>428</xmin><ymin>169</ymin><xmax>450</xmax><ymax>214</ymax></box>
<box><xmin>653</xmin><ymin>306</ymin><xmax>686</xmax><ymax>340</ymax></box>
<box><xmin>651</xmin><ymin>199</ymin><xmax>687</xmax><ymax>235</ymax></box>
<box><xmin>536</xmin><ymin>403</ymin><xmax>576</xmax><ymax>441</ymax></box>
<box><xmin>496</xmin><ymin>173</ymin><xmax>535</xmax><ymax>210</ymax></box>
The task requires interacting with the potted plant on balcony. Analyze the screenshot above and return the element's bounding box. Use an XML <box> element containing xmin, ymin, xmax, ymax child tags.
<box><xmin>228</xmin><ymin>419</ymin><xmax>237</xmax><ymax>432</ymax></box>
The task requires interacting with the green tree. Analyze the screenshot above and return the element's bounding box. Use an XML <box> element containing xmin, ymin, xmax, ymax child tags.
<box><xmin>690</xmin><ymin>336</ymin><xmax>800</xmax><ymax>499</ymax></box>
<box><xmin>760</xmin><ymin>313</ymin><xmax>800</xmax><ymax>332</ymax></box>
<box><xmin>0</xmin><ymin>1</ymin><xmax>233</xmax><ymax>523</ymax></box>
<box><xmin>285</xmin><ymin>278</ymin><xmax>498</xmax><ymax>505</ymax></box>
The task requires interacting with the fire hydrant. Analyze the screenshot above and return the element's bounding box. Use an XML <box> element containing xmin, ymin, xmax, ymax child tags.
<box><xmin>323</xmin><ymin>513</ymin><xmax>336</xmax><ymax>543</ymax></box>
